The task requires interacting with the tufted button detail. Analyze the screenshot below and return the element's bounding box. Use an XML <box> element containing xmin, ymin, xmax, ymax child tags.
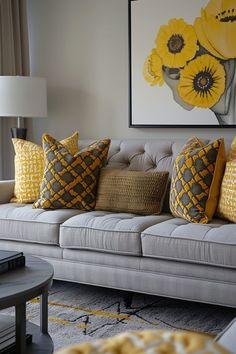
<box><xmin>164</xmin><ymin>149</ymin><xmax>172</xmax><ymax>156</ymax></box>
<box><xmin>163</xmin><ymin>151</ymin><xmax>172</xmax><ymax>158</ymax></box>
<box><xmin>149</xmin><ymin>161</ymin><xmax>157</xmax><ymax>169</ymax></box>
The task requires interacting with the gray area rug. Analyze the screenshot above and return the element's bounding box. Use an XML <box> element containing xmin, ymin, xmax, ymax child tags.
<box><xmin>2</xmin><ymin>280</ymin><xmax>236</xmax><ymax>351</ymax></box>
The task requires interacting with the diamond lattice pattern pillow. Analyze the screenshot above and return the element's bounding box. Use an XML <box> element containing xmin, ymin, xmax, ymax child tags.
<box><xmin>33</xmin><ymin>135</ymin><xmax>110</xmax><ymax>210</ymax></box>
<box><xmin>170</xmin><ymin>137</ymin><xmax>226</xmax><ymax>224</ymax></box>
<box><xmin>11</xmin><ymin>132</ymin><xmax>79</xmax><ymax>203</ymax></box>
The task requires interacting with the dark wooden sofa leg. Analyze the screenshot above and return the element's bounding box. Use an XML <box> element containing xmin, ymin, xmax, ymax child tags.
<box><xmin>123</xmin><ymin>291</ymin><xmax>133</xmax><ymax>309</ymax></box>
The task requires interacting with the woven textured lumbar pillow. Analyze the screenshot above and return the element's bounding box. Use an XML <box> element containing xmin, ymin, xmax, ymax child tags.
<box><xmin>95</xmin><ymin>169</ymin><xmax>169</xmax><ymax>215</ymax></box>
<box><xmin>11</xmin><ymin>132</ymin><xmax>79</xmax><ymax>204</ymax></box>
<box><xmin>217</xmin><ymin>160</ymin><xmax>236</xmax><ymax>222</ymax></box>
<box><xmin>33</xmin><ymin>135</ymin><xmax>110</xmax><ymax>210</ymax></box>
<box><xmin>170</xmin><ymin>137</ymin><xmax>226</xmax><ymax>224</ymax></box>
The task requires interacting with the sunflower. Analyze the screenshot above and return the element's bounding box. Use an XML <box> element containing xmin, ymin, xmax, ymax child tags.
<box><xmin>178</xmin><ymin>54</ymin><xmax>225</xmax><ymax>108</ymax></box>
<box><xmin>143</xmin><ymin>48</ymin><xmax>164</xmax><ymax>86</ymax></box>
<box><xmin>194</xmin><ymin>0</ymin><xmax>236</xmax><ymax>59</ymax></box>
<box><xmin>155</xmin><ymin>18</ymin><xmax>199</xmax><ymax>68</ymax></box>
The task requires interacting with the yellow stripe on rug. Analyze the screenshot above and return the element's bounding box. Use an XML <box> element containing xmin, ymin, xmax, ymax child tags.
<box><xmin>31</xmin><ymin>298</ymin><xmax>131</xmax><ymax>320</ymax></box>
<box><xmin>49</xmin><ymin>317</ymin><xmax>72</xmax><ymax>325</ymax></box>
<box><xmin>48</xmin><ymin>317</ymin><xmax>89</xmax><ymax>329</ymax></box>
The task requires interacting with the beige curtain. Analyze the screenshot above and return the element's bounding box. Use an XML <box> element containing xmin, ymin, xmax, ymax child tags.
<box><xmin>0</xmin><ymin>0</ymin><xmax>30</xmax><ymax>179</ymax></box>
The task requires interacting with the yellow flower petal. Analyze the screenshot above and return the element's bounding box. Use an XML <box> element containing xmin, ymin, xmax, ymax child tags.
<box><xmin>194</xmin><ymin>0</ymin><xmax>236</xmax><ymax>59</ymax></box>
<box><xmin>155</xmin><ymin>18</ymin><xmax>199</xmax><ymax>68</ymax></box>
<box><xmin>178</xmin><ymin>54</ymin><xmax>225</xmax><ymax>108</ymax></box>
<box><xmin>143</xmin><ymin>48</ymin><xmax>164</xmax><ymax>86</ymax></box>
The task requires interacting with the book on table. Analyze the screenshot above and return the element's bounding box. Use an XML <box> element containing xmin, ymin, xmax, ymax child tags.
<box><xmin>0</xmin><ymin>315</ymin><xmax>15</xmax><ymax>352</ymax></box>
<box><xmin>0</xmin><ymin>324</ymin><xmax>15</xmax><ymax>351</ymax></box>
<box><xmin>0</xmin><ymin>334</ymin><xmax>32</xmax><ymax>353</ymax></box>
<box><xmin>0</xmin><ymin>250</ymin><xmax>25</xmax><ymax>275</ymax></box>
<box><xmin>0</xmin><ymin>315</ymin><xmax>32</xmax><ymax>353</ymax></box>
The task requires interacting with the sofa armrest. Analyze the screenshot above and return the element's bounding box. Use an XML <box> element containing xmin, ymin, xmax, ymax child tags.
<box><xmin>215</xmin><ymin>318</ymin><xmax>236</xmax><ymax>353</ymax></box>
<box><xmin>0</xmin><ymin>180</ymin><xmax>15</xmax><ymax>204</ymax></box>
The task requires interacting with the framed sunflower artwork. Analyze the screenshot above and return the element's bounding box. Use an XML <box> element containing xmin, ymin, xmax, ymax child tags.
<box><xmin>129</xmin><ymin>0</ymin><xmax>236</xmax><ymax>127</ymax></box>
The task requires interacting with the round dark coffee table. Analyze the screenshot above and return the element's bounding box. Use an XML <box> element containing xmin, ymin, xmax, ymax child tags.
<box><xmin>0</xmin><ymin>255</ymin><xmax>54</xmax><ymax>353</ymax></box>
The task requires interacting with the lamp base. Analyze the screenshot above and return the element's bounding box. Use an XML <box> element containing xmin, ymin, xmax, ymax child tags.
<box><xmin>11</xmin><ymin>127</ymin><xmax>27</xmax><ymax>140</ymax></box>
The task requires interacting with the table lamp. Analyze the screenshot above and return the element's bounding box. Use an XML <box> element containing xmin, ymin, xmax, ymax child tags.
<box><xmin>0</xmin><ymin>76</ymin><xmax>47</xmax><ymax>139</ymax></box>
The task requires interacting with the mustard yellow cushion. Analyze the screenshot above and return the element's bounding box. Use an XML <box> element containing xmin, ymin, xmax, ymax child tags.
<box><xmin>33</xmin><ymin>136</ymin><xmax>110</xmax><ymax>210</ymax></box>
<box><xmin>11</xmin><ymin>132</ymin><xmax>79</xmax><ymax>203</ymax></box>
<box><xmin>170</xmin><ymin>137</ymin><xmax>226</xmax><ymax>223</ymax></box>
<box><xmin>95</xmin><ymin>169</ymin><xmax>169</xmax><ymax>215</ymax></box>
<box><xmin>218</xmin><ymin>159</ymin><xmax>236</xmax><ymax>222</ymax></box>
<box><xmin>56</xmin><ymin>330</ymin><xmax>229</xmax><ymax>354</ymax></box>
<box><xmin>228</xmin><ymin>136</ymin><xmax>236</xmax><ymax>161</ymax></box>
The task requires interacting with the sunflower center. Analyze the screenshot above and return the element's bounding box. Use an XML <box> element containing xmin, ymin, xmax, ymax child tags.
<box><xmin>216</xmin><ymin>8</ymin><xmax>236</xmax><ymax>22</ymax></box>
<box><xmin>193</xmin><ymin>71</ymin><xmax>214</xmax><ymax>93</ymax></box>
<box><xmin>167</xmin><ymin>35</ymin><xmax>185</xmax><ymax>54</ymax></box>
<box><xmin>199</xmin><ymin>77</ymin><xmax>208</xmax><ymax>87</ymax></box>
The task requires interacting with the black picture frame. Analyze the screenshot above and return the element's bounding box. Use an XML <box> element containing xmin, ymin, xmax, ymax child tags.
<box><xmin>128</xmin><ymin>0</ymin><xmax>236</xmax><ymax>128</ymax></box>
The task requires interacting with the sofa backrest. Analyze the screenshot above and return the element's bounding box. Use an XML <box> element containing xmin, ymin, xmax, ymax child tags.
<box><xmin>79</xmin><ymin>138</ymin><xmax>231</xmax><ymax>212</ymax></box>
<box><xmin>79</xmin><ymin>138</ymin><xmax>231</xmax><ymax>175</ymax></box>
<box><xmin>79</xmin><ymin>139</ymin><xmax>206</xmax><ymax>175</ymax></box>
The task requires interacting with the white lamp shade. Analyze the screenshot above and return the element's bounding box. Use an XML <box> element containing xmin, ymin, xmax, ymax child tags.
<box><xmin>0</xmin><ymin>76</ymin><xmax>47</xmax><ymax>118</ymax></box>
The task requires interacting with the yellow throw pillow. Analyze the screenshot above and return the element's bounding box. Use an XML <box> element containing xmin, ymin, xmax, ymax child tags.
<box><xmin>95</xmin><ymin>169</ymin><xmax>169</xmax><ymax>215</ymax></box>
<box><xmin>56</xmin><ymin>330</ymin><xmax>229</xmax><ymax>354</ymax></box>
<box><xmin>228</xmin><ymin>136</ymin><xmax>236</xmax><ymax>161</ymax></box>
<box><xmin>11</xmin><ymin>132</ymin><xmax>79</xmax><ymax>203</ymax></box>
<box><xmin>33</xmin><ymin>135</ymin><xmax>110</xmax><ymax>210</ymax></box>
<box><xmin>218</xmin><ymin>160</ymin><xmax>236</xmax><ymax>222</ymax></box>
<box><xmin>170</xmin><ymin>137</ymin><xmax>226</xmax><ymax>224</ymax></box>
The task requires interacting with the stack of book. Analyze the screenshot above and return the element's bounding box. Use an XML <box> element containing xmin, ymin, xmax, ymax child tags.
<box><xmin>0</xmin><ymin>316</ymin><xmax>15</xmax><ymax>353</ymax></box>
<box><xmin>0</xmin><ymin>316</ymin><xmax>32</xmax><ymax>354</ymax></box>
<box><xmin>0</xmin><ymin>252</ymin><xmax>30</xmax><ymax>353</ymax></box>
<box><xmin>0</xmin><ymin>250</ymin><xmax>25</xmax><ymax>275</ymax></box>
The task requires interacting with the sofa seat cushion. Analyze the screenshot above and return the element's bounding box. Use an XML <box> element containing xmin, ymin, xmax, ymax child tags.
<box><xmin>59</xmin><ymin>211</ymin><xmax>172</xmax><ymax>255</ymax></box>
<box><xmin>141</xmin><ymin>218</ymin><xmax>236</xmax><ymax>268</ymax></box>
<box><xmin>0</xmin><ymin>203</ymin><xmax>84</xmax><ymax>245</ymax></box>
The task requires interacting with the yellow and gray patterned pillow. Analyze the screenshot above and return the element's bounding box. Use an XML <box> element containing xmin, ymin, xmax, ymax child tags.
<box><xmin>11</xmin><ymin>132</ymin><xmax>79</xmax><ymax>204</ymax></box>
<box><xmin>33</xmin><ymin>135</ymin><xmax>110</xmax><ymax>210</ymax></box>
<box><xmin>170</xmin><ymin>137</ymin><xmax>226</xmax><ymax>224</ymax></box>
<box><xmin>56</xmin><ymin>330</ymin><xmax>229</xmax><ymax>354</ymax></box>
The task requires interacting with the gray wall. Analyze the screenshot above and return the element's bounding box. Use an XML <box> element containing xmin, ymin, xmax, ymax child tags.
<box><xmin>27</xmin><ymin>0</ymin><xmax>236</xmax><ymax>143</ymax></box>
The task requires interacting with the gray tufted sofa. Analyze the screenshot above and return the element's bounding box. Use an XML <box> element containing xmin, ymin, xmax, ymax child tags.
<box><xmin>0</xmin><ymin>138</ymin><xmax>236</xmax><ymax>308</ymax></box>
